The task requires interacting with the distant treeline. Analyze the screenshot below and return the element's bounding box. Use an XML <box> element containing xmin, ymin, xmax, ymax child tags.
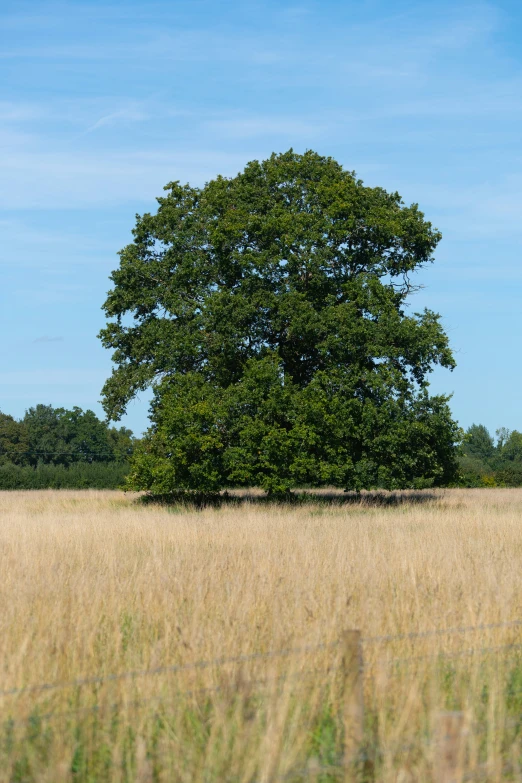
<box><xmin>2</xmin><ymin>406</ymin><xmax>521</xmax><ymax>491</ymax></box>
<box><xmin>458</xmin><ymin>425</ymin><xmax>522</xmax><ymax>487</ymax></box>
<box><xmin>0</xmin><ymin>405</ymin><xmax>135</xmax><ymax>489</ymax></box>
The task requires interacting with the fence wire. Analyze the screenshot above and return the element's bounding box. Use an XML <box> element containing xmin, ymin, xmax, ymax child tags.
<box><xmin>5</xmin><ymin>666</ymin><xmax>335</xmax><ymax>728</ymax></box>
<box><xmin>362</xmin><ymin>618</ymin><xmax>522</xmax><ymax>644</ymax></box>
<box><xmin>374</xmin><ymin>641</ymin><xmax>522</xmax><ymax>668</ymax></box>
<box><xmin>4</xmin><ymin>615</ymin><xmax>522</xmax><ymax>783</ymax></box>
<box><xmin>0</xmin><ymin>641</ymin><xmax>338</xmax><ymax>698</ymax></box>
<box><xmin>3</xmin><ymin>617</ymin><xmax>522</xmax><ymax>700</ymax></box>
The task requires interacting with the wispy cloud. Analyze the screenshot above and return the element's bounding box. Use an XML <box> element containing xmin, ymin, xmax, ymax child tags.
<box><xmin>0</xmin><ymin>0</ymin><xmax>519</xmax><ymax>440</ymax></box>
<box><xmin>85</xmin><ymin>107</ymin><xmax>149</xmax><ymax>133</ymax></box>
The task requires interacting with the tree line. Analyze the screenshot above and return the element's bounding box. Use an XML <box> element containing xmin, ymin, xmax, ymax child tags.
<box><xmin>0</xmin><ymin>405</ymin><xmax>135</xmax><ymax>489</ymax></box>
<box><xmin>0</xmin><ymin>403</ymin><xmax>519</xmax><ymax>491</ymax></box>
<box><xmin>459</xmin><ymin>425</ymin><xmax>522</xmax><ymax>487</ymax></box>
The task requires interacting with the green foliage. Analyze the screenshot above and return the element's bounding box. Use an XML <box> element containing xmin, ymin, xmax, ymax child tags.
<box><xmin>458</xmin><ymin>425</ymin><xmax>522</xmax><ymax>487</ymax></box>
<box><xmin>0</xmin><ymin>405</ymin><xmax>135</xmax><ymax>489</ymax></box>
<box><xmin>464</xmin><ymin>424</ymin><xmax>495</xmax><ymax>461</ymax></box>
<box><xmin>128</xmin><ymin>359</ymin><xmax>460</xmax><ymax>494</ymax></box>
<box><xmin>20</xmin><ymin>404</ymin><xmax>134</xmax><ymax>467</ymax></box>
<box><xmin>495</xmin><ymin>466</ymin><xmax>522</xmax><ymax>487</ymax></box>
<box><xmin>0</xmin><ymin>412</ymin><xmax>30</xmax><ymax>466</ymax></box>
<box><xmin>100</xmin><ymin>149</ymin><xmax>459</xmax><ymax>493</ymax></box>
<box><xmin>0</xmin><ymin>461</ymin><xmax>130</xmax><ymax>490</ymax></box>
<box><xmin>499</xmin><ymin>429</ymin><xmax>522</xmax><ymax>462</ymax></box>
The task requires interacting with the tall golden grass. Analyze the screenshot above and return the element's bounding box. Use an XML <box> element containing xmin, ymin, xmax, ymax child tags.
<box><xmin>1</xmin><ymin>488</ymin><xmax>522</xmax><ymax>781</ymax></box>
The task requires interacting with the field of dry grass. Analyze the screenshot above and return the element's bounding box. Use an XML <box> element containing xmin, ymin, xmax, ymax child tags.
<box><xmin>2</xmin><ymin>488</ymin><xmax>522</xmax><ymax>782</ymax></box>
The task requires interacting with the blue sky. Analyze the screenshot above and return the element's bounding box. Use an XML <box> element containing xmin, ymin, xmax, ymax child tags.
<box><xmin>1</xmin><ymin>0</ymin><xmax>521</xmax><ymax>437</ymax></box>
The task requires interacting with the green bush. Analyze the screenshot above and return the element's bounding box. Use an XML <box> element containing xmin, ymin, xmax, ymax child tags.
<box><xmin>495</xmin><ymin>466</ymin><xmax>522</xmax><ymax>487</ymax></box>
<box><xmin>456</xmin><ymin>455</ymin><xmax>522</xmax><ymax>488</ymax></box>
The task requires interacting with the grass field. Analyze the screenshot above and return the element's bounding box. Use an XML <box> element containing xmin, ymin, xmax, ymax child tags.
<box><xmin>2</xmin><ymin>489</ymin><xmax>522</xmax><ymax>782</ymax></box>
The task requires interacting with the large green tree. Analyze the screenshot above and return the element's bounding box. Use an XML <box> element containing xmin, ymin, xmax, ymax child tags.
<box><xmin>99</xmin><ymin>150</ymin><xmax>460</xmax><ymax>493</ymax></box>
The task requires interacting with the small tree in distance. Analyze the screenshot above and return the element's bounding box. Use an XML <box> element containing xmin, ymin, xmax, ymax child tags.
<box><xmin>99</xmin><ymin>150</ymin><xmax>460</xmax><ymax>494</ymax></box>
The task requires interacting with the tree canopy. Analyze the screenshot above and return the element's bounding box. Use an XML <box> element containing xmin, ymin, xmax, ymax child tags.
<box><xmin>464</xmin><ymin>424</ymin><xmax>495</xmax><ymax>461</ymax></box>
<box><xmin>0</xmin><ymin>413</ymin><xmax>30</xmax><ymax>466</ymax></box>
<box><xmin>459</xmin><ymin>425</ymin><xmax>522</xmax><ymax>487</ymax></box>
<box><xmin>99</xmin><ymin>149</ymin><xmax>460</xmax><ymax>493</ymax></box>
<box><xmin>0</xmin><ymin>405</ymin><xmax>134</xmax><ymax>467</ymax></box>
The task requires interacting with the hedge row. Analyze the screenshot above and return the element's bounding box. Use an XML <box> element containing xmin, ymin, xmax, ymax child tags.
<box><xmin>0</xmin><ymin>462</ymin><xmax>130</xmax><ymax>490</ymax></box>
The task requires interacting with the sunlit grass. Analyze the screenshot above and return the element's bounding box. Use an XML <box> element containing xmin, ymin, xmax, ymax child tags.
<box><xmin>2</xmin><ymin>489</ymin><xmax>522</xmax><ymax>781</ymax></box>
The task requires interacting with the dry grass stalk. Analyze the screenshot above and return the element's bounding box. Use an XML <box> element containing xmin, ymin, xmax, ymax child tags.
<box><xmin>1</xmin><ymin>488</ymin><xmax>522</xmax><ymax>781</ymax></box>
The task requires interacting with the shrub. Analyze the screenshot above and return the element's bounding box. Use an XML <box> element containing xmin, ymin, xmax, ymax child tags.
<box><xmin>0</xmin><ymin>462</ymin><xmax>130</xmax><ymax>490</ymax></box>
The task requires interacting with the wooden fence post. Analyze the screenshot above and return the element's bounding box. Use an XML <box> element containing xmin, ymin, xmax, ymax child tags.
<box><xmin>341</xmin><ymin>630</ymin><xmax>364</xmax><ymax>780</ymax></box>
<box><xmin>306</xmin><ymin>756</ymin><xmax>320</xmax><ymax>783</ymax></box>
<box><xmin>434</xmin><ymin>711</ymin><xmax>465</xmax><ymax>783</ymax></box>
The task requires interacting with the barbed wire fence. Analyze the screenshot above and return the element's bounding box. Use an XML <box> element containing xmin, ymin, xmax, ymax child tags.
<box><xmin>3</xmin><ymin>619</ymin><xmax>522</xmax><ymax>781</ymax></box>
